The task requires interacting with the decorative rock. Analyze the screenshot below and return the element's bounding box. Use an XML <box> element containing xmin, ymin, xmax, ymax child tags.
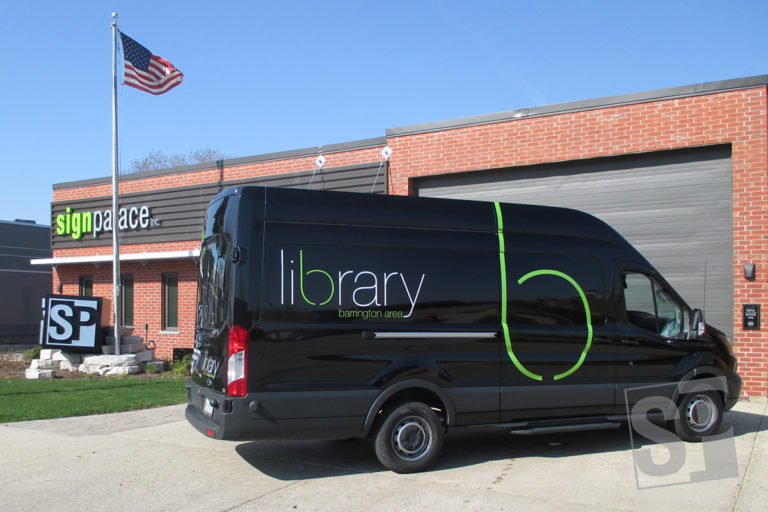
<box><xmin>100</xmin><ymin>365</ymin><xmax>141</xmax><ymax>376</ymax></box>
<box><xmin>78</xmin><ymin>354</ymin><xmax>140</xmax><ymax>374</ymax></box>
<box><xmin>26</xmin><ymin>368</ymin><xmax>54</xmax><ymax>379</ymax></box>
<box><xmin>30</xmin><ymin>359</ymin><xmax>61</xmax><ymax>370</ymax></box>
<box><xmin>121</xmin><ymin>343</ymin><xmax>145</xmax><ymax>354</ymax></box>
<box><xmin>52</xmin><ymin>351</ymin><xmax>82</xmax><ymax>364</ymax></box>
<box><xmin>82</xmin><ymin>354</ymin><xmax>138</xmax><ymax>367</ymax></box>
<box><xmin>101</xmin><ymin>343</ymin><xmax>145</xmax><ymax>355</ymax></box>
<box><xmin>134</xmin><ymin>349</ymin><xmax>155</xmax><ymax>364</ymax></box>
<box><xmin>105</xmin><ymin>326</ymin><xmax>134</xmax><ymax>337</ymax></box>
<box><xmin>39</xmin><ymin>349</ymin><xmax>59</xmax><ymax>361</ymax></box>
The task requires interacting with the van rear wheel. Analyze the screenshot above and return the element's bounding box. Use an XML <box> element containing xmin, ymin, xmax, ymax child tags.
<box><xmin>373</xmin><ymin>401</ymin><xmax>443</xmax><ymax>473</ymax></box>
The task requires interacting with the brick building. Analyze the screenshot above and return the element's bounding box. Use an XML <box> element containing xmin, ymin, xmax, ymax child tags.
<box><xmin>34</xmin><ymin>75</ymin><xmax>768</xmax><ymax>397</ymax></box>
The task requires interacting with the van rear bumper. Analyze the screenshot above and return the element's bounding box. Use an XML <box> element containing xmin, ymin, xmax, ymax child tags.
<box><xmin>185</xmin><ymin>381</ymin><xmax>375</xmax><ymax>441</ymax></box>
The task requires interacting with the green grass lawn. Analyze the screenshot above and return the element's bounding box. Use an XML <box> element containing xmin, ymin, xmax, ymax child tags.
<box><xmin>0</xmin><ymin>377</ymin><xmax>188</xmax><ymax>423</ymax></box>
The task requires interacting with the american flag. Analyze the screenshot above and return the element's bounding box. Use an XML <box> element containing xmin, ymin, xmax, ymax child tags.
<box><xmin>119</xmin><ymin>32</ymin><xmax>183</xmax><ymax>95</ymax></box>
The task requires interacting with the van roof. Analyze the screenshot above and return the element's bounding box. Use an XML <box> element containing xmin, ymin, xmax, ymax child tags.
<box><xmin>226</xmin><ymin>186</ymin><xmax>625</xmax><ymax>244</ymax></box>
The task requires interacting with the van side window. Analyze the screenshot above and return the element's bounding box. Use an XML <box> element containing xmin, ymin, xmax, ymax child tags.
<box><xmin>623</xmin><ymin>273</ymin><xmax>657</xmax><ymax>332</ymax></box>
<box><xmin>622</xmin><ymin>272</ymin><xmax>685</xmax><ymax>338</ymax></box>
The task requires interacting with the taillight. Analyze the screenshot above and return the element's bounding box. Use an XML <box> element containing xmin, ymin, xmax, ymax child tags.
<box><xmin>226</xmin><ymin>325</ymin><xmax>248</xmax><ymax>397</ymax></box>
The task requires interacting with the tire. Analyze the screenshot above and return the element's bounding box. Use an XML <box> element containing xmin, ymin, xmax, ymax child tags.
<box><xmin>673</xmin><ymin>390</ymin><xmax>723</xmax><ymax>442</ymax></box>
<box><xmin>373</xmin><ymin>401</ymin><xmax>444</xmax><ymax>473</ymax></box>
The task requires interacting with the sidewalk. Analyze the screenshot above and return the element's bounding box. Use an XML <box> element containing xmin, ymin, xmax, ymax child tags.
<box><xmin>1</xmin><ymin>401</ymin><xmax>766</xmax><ymax>511</ymax></box>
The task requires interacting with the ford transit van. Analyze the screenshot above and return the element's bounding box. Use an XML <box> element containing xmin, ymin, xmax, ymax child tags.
<box><xmin>186</xmin><ymin>186</ymin><xmax>741</xmax><ymax>473</ymax></box>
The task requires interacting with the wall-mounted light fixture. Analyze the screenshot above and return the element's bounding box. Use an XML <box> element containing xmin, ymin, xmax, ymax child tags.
<box><xmin>744</xmin><ymin>262</ymin><xmax>756</xmax><ymax>280</ymax></box>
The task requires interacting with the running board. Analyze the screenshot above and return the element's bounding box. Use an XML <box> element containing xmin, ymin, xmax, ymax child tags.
<box><xmin>508</xmin><ymin>421</ymin><xmax>621</xmax><ymax>436</ymax></box>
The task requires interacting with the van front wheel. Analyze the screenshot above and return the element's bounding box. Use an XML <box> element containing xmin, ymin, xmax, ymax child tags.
<box><xmin>373</xmin><ymin>402</ymin><xmax>443</xmax><ymax>473</ymax></box>
<box><xmin>673</xmin><ymin>390</ymin><xmax>723</xmax><ymax>442</ymax></box>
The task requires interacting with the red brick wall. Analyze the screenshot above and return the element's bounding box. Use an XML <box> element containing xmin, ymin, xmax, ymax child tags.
<box><xmin>56</xmin><ymin>259</ymin><xmax>197</xmax><ymax>361</ymax></box>
<box><xmin>388</xmin><ymin>87</ymin><xmax>768</xmax><ymax>398</ymax></box>
<box><xmin>50</xmin><ymin>86</ymin><xmax>768</xmax><ymax>398</ymax></box>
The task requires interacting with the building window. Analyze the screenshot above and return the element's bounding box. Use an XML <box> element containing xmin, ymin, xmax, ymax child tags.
<box><xmin>163</xmin><ymin>273</ymin><xmax>178</xmax><ymax>331</ymax></box>
<box><xmin>121</xmin><ymin>274</ymin><xmax>134</xmax><ymax>327</ymax></box>
<box><xmin>79</xmin><ymin>276</ymin><xmax>93</xmax><ymax>297</ymax></box>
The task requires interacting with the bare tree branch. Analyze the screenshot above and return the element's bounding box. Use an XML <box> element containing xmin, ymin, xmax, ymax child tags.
<box><xmin>129</xmin><ymin>147</ymin><xmax>229</xmax><ymax>174</ymax></box>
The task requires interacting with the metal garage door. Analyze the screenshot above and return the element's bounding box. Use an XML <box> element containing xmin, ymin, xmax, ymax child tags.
<box><xmin>415</xmin><ymin>146</ymin><xmax>734</xmax><ymax>337</ymax></box>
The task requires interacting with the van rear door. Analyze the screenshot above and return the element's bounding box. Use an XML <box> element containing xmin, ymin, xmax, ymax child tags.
<box><xmin>191</xmin><ymin>193</ymin><xmax>237</xmax><ymax>394</ymax></box>
<box><xmin>191</xmin><ymin>232</ymin><xmax>233</xmax><ymax>393</ymax></box>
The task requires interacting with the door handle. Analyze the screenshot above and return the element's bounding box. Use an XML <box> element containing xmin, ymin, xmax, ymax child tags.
<box><xmin>620</xmin><ymin>338</ymin><xmax>640</xmax><ymax>346</ymax></box>
<box><xmin>592</xmin><ymin>337</ymin><xmax>614</xmax><ymax>344</ymax></box>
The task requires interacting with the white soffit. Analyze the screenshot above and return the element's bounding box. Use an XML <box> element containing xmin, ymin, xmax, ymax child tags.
<box><xmin>30</xmin><ymin>249</ymin><xmax>200</xmax><ymax>266</ymax></box>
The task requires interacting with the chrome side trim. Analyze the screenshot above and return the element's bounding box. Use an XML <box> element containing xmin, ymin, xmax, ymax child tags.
<box><xmin>369</xmin><ymin>331</ymin><xmax>498</xmax><ymax>339</ymax></box>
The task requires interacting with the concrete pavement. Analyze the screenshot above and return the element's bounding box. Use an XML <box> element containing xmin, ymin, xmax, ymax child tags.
<box><xmin>1</xmin><ymin>401</ymin><xmax>766</xmax><ymax>511</ymax></box>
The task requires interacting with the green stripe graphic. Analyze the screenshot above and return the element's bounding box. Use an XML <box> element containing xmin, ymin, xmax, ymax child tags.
<box><xmin>494</xmin><ymin>203</ymin><xmax>593</xmax><ymax>381</ymax></box>
<box><xmin>494</xmin><ymin>202</ymin><xmax>542</xmax><ymax>381</ymax></box>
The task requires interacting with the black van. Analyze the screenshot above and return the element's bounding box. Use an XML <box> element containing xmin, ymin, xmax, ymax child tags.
<box><xmin>186</xmin><ymin>186</ymin><xmax>741</xmax><ymax>473</ymax></box>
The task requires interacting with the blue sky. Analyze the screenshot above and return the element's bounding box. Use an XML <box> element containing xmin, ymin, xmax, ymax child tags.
<box><xmin>1</xmin><ymin>0</ymin><xmax>766</xmax><ymax>225</ymax></box>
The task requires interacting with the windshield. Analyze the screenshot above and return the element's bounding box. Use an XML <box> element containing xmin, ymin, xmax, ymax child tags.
<box><xmin>654</xmin><ymin>279</ymin><xmax>685</xmax><ymax>338</ymax></box>
<box><xmin>197</xmin><ymin>234</ymin><xmax>232</xmax><ymax>330</ymax></box>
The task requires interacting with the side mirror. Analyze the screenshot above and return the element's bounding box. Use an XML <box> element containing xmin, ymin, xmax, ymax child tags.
<box><xmin>691</xmin><ymin>308</ymin><xmax>705</xmax><ymax>338</ymax></box>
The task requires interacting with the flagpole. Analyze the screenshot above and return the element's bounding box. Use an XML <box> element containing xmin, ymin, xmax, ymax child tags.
<box><xmin>111</xmin><ymin>13</ymin><xmax>121</xmax><ymax>356</ymax></box>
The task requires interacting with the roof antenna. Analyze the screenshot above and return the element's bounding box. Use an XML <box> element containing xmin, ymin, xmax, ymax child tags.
<box><xmin>371</xmin><ymin>146</ymin><xmax>392</xmax><ymax>193</ymax></box>
<box><xmin>308</xmin><ymin>152</ymin><xmax>326</xmax><ymax>190</ymax></box>
<box><xmin>702</xmin><ymin>261</ymin><xmax>707</xmax><ymax>318</ymax></box>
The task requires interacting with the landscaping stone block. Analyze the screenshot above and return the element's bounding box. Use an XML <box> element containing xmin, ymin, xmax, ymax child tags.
<box><xmin>83</xmin><ymin>354</ymin><xmax>138</xmax><ymax>367</ymax></box>
<box><xmin>100</xmin><ymin>365</ymin><xmax>141</xmax><ymax>376</ymax></box>
<box><xmin>52</xmin><ymin>352</ymin><xmax>82</xmax><ymax>364</ymax></box>
<box><xmin>105</xmin><ymin>326</ymin><xmax>134</xmax><ymax>337</ymax></box>
<box><xmin>39</xmin><ymin>349</ymin><xmax>59</xmax><ymax>361</ymax></box>
<box><xmin>79</xmin><ymin>354</ymin><xmax>140</xmax><ymax>374</ymax></box>
<box><xmin>101</xmin><ymin>343</ymin><xmax>145</xmax><ymax>355</ymax></box>
<box><xmin>30</xmin><ymin>359</ymin><xmax>61</xmax><ymax>370</ymax></box>
<box><xmin>25</xmin><ymin>369</ymin><xmax>54</xmax><ymax>379</ymax></box>
<box><xmin>134</xmin><ymin>349</ymin><xmax>156</xmax><ymax>364</ymax></box>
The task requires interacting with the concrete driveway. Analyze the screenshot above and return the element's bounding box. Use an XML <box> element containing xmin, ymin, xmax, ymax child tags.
<box><xmin>1</xmin><ymin>401</ymin><xmax>766</xmax><ymax>511</ymax></box>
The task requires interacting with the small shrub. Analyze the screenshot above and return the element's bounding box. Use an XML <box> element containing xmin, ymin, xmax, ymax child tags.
<box><xmin>171</xmin><ymin>354</ymin><xmax>193</xmax><ymax>379</ymax></box>
<box><xmin>22</xmin><ymin>346</ymin><xmax>41</xmax><ymax>363</ymax></box>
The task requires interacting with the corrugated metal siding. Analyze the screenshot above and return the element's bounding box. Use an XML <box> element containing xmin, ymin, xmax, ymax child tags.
<box><xmin>0</xmin><ymin>222</ymin><xmax>51</xmax><ymax>337</ymax></box>
<box><xmin>415</xmin><ymin>146</ymin><xmax>734</xmax><ymax>337</ymax></box>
